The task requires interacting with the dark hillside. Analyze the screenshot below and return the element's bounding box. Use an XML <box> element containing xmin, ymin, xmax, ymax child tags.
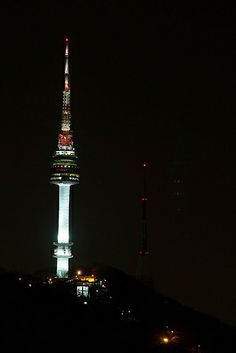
<box><xmin>0</xmin><ymin>269</ymin><xmax>234</xmax><ymax>353</ymax></box>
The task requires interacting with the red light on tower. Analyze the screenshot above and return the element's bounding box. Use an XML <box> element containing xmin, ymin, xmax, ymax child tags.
<box><xmin>65</xmin><ymin>37</ymin><xmax>69</xmax><ymax>42</ymax></box>
<box><xmin>143</xmin><ymin>162</ymin><xmax>148</xmax><ymax>168</ymax></box>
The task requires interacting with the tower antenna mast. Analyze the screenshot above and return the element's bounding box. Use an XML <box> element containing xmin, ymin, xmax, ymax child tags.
<box><xmin>136</xmin><ymin>162</ymin><xmax>151</xmax><ymax>283</ymax></box>
<box><xmin>139</xmin><ymin>162</ymin><xmax>149</xmax><ymax>256</ymax></box>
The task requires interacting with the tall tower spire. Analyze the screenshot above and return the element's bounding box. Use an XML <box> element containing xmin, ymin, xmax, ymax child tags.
<box><xmin>59</xmin><ymin>36</ymin><xmax>73</xmax><ymax>148</ymax></box>
<box><xmin>50</xmin><ymin>37</ymin><xmax>79</xmax><ymax>278</ymax></box>
<box><xmin>60</xmin><ymin>37</ymin><xmax>71</xmax><ymax>133</ymax></box>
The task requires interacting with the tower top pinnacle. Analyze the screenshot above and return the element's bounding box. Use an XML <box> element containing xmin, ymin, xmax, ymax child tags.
<box><xmin>64</xmin><ymin>36</ymin><xmax>69</xmax><ymax>80</ymax></box>
<box><xmin>57</xmin><ymin>36</ymin><xmax>74</xmax><ymax>150</ymax></box>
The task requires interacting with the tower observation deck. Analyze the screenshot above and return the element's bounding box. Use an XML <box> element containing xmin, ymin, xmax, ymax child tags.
<box><xmin>50</xmin><ymin>37</ymin><xmax>79</xmax><ymax>278</ymax></box>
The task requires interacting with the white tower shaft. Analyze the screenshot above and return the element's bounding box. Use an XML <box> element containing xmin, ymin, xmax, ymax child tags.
<box><xmin>53</xmin><ymin>184</ymin><xmax>73</xmax><ymax>278</ymax></box>
<box><xmin>58</xmin><ymin>185</ymin><xmax>70</xmax><ymax>243</ymax></box>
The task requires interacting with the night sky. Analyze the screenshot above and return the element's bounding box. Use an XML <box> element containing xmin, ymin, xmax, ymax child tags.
<box><xmin>1</xmin><ymin>1</ymin><xmax>236</xmax><ymax>326</ymax></box>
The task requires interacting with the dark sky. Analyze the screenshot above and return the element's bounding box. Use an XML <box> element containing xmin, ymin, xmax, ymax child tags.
<box><xmin>0</xmin><ymin>1</ymin><xmax>236</xmax><ymax>326</ymax></box>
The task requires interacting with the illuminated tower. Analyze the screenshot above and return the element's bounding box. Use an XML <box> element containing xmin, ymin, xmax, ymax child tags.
<box><xmin>50</xmin><ymin>37</ymin><xmax>79</xmax><ymax>278</ymax></box>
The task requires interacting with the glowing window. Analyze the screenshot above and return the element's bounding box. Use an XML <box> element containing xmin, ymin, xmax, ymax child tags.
<box><xmin>77</xmin><ymin>285</ymin><xmax>89</xmax><ymax>298</ymax></box>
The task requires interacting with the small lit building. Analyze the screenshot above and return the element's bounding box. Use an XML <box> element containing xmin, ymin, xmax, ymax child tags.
<box><xmin>70</xmin><ymin>273</ymin><xmax>111</xmax><ymax>303</ymax></box>
<box><xmin>76</xmin><ymin>275</ymin><xmax>96</xmax><ymax>298</ymax></box>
